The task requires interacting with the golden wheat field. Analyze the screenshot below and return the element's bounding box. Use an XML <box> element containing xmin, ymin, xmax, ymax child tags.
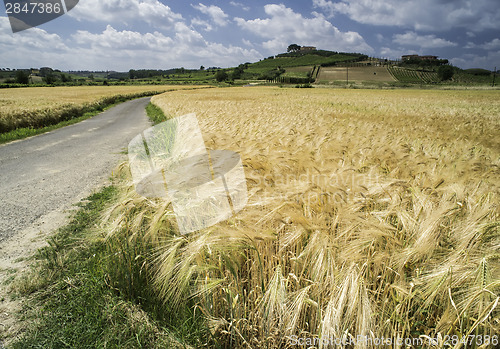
<box><xmin>0</xmin><ymin>85</ymin><xmax>200</xmax><ymax>133</ymax></box>
<box><xmin>109</xmin><ymin>87</ymin><xmax>500</xmax><ymax>347</ymax></box>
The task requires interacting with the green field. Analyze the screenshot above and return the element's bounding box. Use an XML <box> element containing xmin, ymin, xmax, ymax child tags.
<box><xmin>281</xmin><ymin>66</ymin><xmax>314</xmax><ymax>79</ymax></box>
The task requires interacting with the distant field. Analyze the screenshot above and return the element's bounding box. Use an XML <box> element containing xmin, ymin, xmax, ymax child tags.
<box><xmin>317</xmin><ymin>66</ymin><xmax>395</xmax><ymax>82</ymax></box>
<box><xmin>284</xmin><ymin>66</ymin><xmax>314</xmax><ymax>73</ymax></box>
<box><xmin>281</xmin><ymin>66</ymin><xmax>314</xmax><ymax>79</ymax></box>
<box><xmin>0</xmin><ymin>85</ymin><xmax>201</xmax><ymax>134</ymax></box>
<box><xmin>103</xmin><ymin>87</ymin><xmax>499</xmax><ymax>346</ymax></box>
<box><xmin>0</xmin><ymin>85</ymin><xmax>194</xmax><ymax>114</ymax></box>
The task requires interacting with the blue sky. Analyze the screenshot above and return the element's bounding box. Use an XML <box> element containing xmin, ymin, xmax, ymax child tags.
<box><xmin>1</xmin><ymin>0</ymin><xmax>499</xmax><ymax>71</ymax></box>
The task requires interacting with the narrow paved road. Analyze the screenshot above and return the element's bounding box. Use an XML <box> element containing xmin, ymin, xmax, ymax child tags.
<box><xmin>0</xmin><ymin>97</ymin><xmax>152</xmax><ymax>243</ymax></box>
<box><xmin>0</xmin><ymin>97</ymin><xmax>153</xmax><ymax>345</ymax></box>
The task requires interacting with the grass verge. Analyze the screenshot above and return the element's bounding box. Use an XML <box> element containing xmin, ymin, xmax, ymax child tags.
<box><xmin>7</xmin><ymin>104</ymin><xmax>210</xmax><ymax>348</ymax></box>
<box><xmin>8</xmin><ymin>186</ymin><xmax>205</xmax><ymax>348</ymax></box>
<box><xmin>145</xmin><ymin>102</ymin><xmax>169</xmax><ymax>125</ymax></box>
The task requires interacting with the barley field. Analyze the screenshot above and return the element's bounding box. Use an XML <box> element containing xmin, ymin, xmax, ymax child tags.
<box><xmin>0</xmin><ymin>85</ymin><xmax>199</xmax><ymax>133</ymax></box>
<box><xmin>109</xmin><ymin>87</ymin><xmax>500</xmax><ymax>347</ymax></box>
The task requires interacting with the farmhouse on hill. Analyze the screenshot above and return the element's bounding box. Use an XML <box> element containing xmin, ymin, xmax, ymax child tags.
<box><xmin>300</xmin><ymin>46</ymin><xmax>316</xmax><ymax>52</ymax></box>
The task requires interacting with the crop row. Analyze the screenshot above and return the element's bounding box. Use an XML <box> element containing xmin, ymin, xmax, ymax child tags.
<box><xmin>105</xmin><ymin>87</ymin><xmax>500</xmax><ymax>346</ymax></box>
<box><xmin>388</xmin><ymin>66</ymin><xmax>439</xmax><ymax>83</ymax></box>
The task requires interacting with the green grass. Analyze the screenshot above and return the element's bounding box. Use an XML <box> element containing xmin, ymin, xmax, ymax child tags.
<box><xmin>145</xmin><ymin>102</ymin><xmax>169</xmax><ymax>125</ymax></box>
<box><xmin>8</xmin><ymin>103</ymin><xmax>211</xmax><ymax>348</ymax></box>
<box><xmin>10</xmin><ymin>187</ymin><xmax>208</xmax><ymax>348</ymax></box>
<box><xmin>281</xmin><ymin>69</ymin><xmax>312</xmax><ymax>79</ymax></box>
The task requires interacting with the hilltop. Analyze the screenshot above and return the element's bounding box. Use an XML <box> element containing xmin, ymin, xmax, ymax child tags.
<box><xmin>0</xmin><ymin>48</ymin><xmax>496</xmax><ymax>87</ymax></box>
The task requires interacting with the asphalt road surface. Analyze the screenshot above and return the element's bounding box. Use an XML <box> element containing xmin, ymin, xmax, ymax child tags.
<box><xmin>0</xmin><ymin>97</ymin><xmax>153</xmax><ymax>243</ymax></box>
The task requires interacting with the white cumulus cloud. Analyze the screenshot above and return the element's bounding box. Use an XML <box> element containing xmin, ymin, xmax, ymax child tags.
<box><xmin>72</xmin><ymin>25</ymin><xmax>174</xmax><ymax>50</ymax></box>
<box><xmin>393</xmin><ymin>32</ymin><xmax>457</xmax><ymax>49</ymax></box>
<box><xmin>0</xmin><ymin>17</ymin><xmax>67</xmax><ymax>51</ymax></box>
<box><xmin>330</xmin><ymin>0</ymin><xmax>500</xmax><ymax>32</ymax></box>
<box><xmin>451</xmin><ymin>51</ymin><xmax>500</xmax><ymax>69</ymax></box>
<box><xmin>68</xmin><ymin>24</ymin><xmax>260</xmax><ymax>70</ymax></box>
<box><xmin>235</xmin><ymin>4</ymin><xmax>373</xmax><ymax>54</ymax></box>
<box><xmin>191</xmin><ymin>18</ymin><xmax>213</xmax><ymax>32</ymax></box>
<box><xmin>192</xmin><ymin>3</ymin><xmax>229</xmax><ymax>27</ymax></box>
<box><xmin>0</xmin><ymin>17</ymin><xmax>73</xmax><ymax>68</ymax></box>
<box><xmin>229</xmin><ymin>2</ymin><xmax>250</xmax><ymax>11</ymax></box>
<box><xmin>68</xmin><ymin>0</ymin><xmax>183</xmax><ymax>29</ymax></box>
<box><xmin>379</xmin><ymin>47</ymin><xmax>415</xmax><ymax>60</ymax></box>
<box><xmin>312</xmin><ymin>0</ymin><xmax>336</xmax><ymax>18</ymax></box>
<box><xmin>0</xmin><ymin>16</ymin><xmax>262</xmax><ymax>70</ymax></box>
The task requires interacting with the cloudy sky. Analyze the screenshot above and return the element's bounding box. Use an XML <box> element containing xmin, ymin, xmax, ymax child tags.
<box><xmin>1</xmin><ymin>0</ymin><xmax>499</xmax><ymax>71</ymax></box>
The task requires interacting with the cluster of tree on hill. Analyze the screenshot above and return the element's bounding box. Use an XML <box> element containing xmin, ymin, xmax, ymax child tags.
<box><xmin>437</xmin><ymin>65</ymin><xmax>454</xmax><ymax>81</ymax></box>
<box><xmin>39</xmin><ymin>67</ymin><xmax>74</xmax><ymax>84</ymax></box>
<box><xmin>278</xmin><ymin>47</ymin><xmax>367</xmax><ymax>61</ymax></box>
<box><xmin>400</xmin><ymin>57</ymin><xmax>449</xmax><ymax>68</ymax></box>
<box><xmin>287</xmin><ymin>44</ymin><xmax>302</xmax><ymax>52</ymax></box>
<box><xmin>13</xmin><ymin>70</ymin><xmax>29</xmax><ymax>84</ymax></box>
<box><xmin>128</xmin><ymin>66</ymin><xmax>223</xmax><ymax>80</ymax></box>
<box><xmin>129</xmin><ymin>69</ymin><xmax>179</xmax><ymax>79</ymax></box>
<box><xmin>229</xmin><ymin>63</ymin><xmax>250</xmax><ymax>80</ymax></box>
<box><xmin>3</xmin><ymin>67</ymin><xmax>73</xmax><ymax>85</ymax></box>
<box><xmin>258</xmin><ymin>67</ymin><xmax>285</xmax><ymax>81</ymax></box>
<box><xmin>213</xmin><ymin>63</ymin><xmax>251</xmax><ymax>82</ymax></box>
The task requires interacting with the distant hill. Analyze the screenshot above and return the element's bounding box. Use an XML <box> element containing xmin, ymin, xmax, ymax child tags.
<box><xmin>235</xmin><ymin>49</ymin><xmax>368</xmax><ymax>82</ymax></box>
<box><xmin>253</xmin><ymin>50</ymin><xmax>367</xmax><ymax>68</ymax></box>
<box><xmin>464</xmin><ymin>68</ymin><xmax>492</xmax><ymax>76</ymax></box>
<box><xmin>2</xmin><ymin>50</ymin><xmax>496</xmax><ymax>87</ymax></box>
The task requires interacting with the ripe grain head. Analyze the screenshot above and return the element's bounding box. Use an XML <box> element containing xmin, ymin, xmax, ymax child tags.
<box><xmin>107</xmin><ymin>87</ymin><xmax>500</xmax><ymax>343</ymax></box>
